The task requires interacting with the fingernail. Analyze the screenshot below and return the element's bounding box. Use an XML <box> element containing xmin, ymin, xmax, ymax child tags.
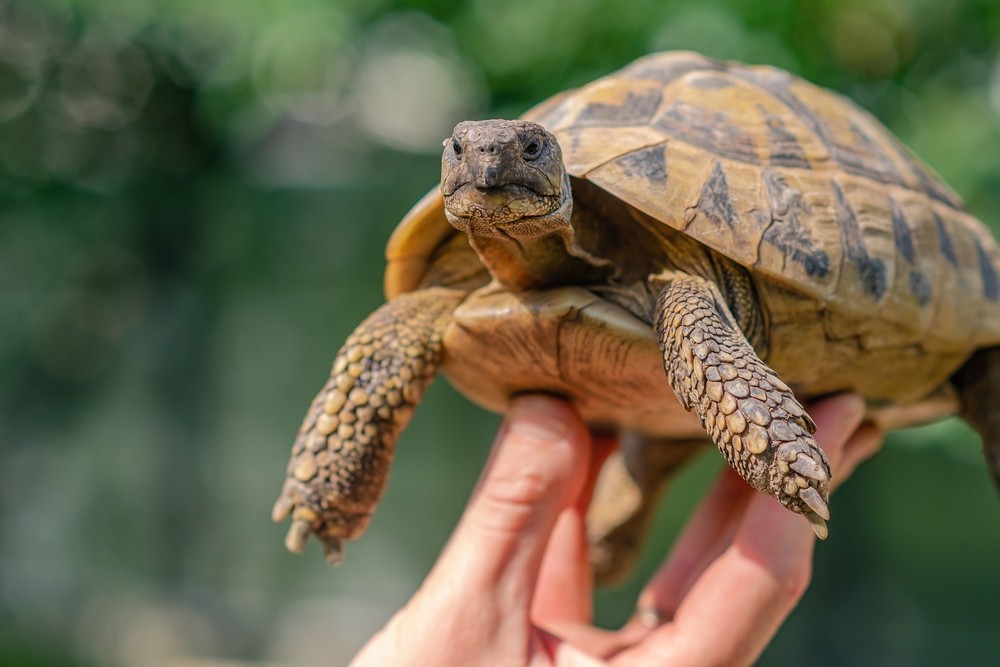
<box><xmin>636</xmin><ymin>605</ymin><xmax>671</xmax><ymax>628</ymax></box>
<box><xmin>506</xmin><ymin>395</ymin><xmax>572</xmax><ymax>442</ymax></box>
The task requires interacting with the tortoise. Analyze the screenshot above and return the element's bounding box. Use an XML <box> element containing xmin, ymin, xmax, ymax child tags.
<box><xmin>271</xmin><ymin>51</ymin><xmax>1000</xmax><ymax>582</ymax></box>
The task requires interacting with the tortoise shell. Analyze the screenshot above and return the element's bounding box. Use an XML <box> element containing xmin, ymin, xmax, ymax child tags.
<box><xmin>387</xmin><ymin>51</ymin><xmax>1000</xmax><ymax>358</ymax></box>
<box><xmin>270</xmin><ymin>52</ymin><xmax>1000</xmax><ymax>569</ymax></box>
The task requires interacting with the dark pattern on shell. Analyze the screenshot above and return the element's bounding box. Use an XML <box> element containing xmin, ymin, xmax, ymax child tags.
<box><xmin>890</xmin><ymin>196</ymin><xmax>916</xmax><ymax>263</ymax></box>
<box><xmin>614</xmin><ymin>144</ymin><xmax>668</xmax><ymax>184</ymax></box>
<box><xmin>762</xmin><ymin>169</ymin><xmax>830</xmax><ymax>277</ymax></box>
<box><xmin>734</xmin><ymin>68</ymin><xmax>966</xmax><ymax>212</ymax></box>
<box><xmin>890</xmin><ymin>196</ymin><xmax>932</xmax><ymax>305</ymax></box>
<box><xmin>732</xmin><ymin>69</ymin><xmax>830</xmax><ymax>154</ymax></box>
<box><xmin>833</xmin><ymin>181</ymin><xmax>887</xmax><ymax>300</ymax></box>
<box><xmin>577</xmin><ymin>89</ymin><xmax>664</xmax><ymax>126</ymax></box>
<box><xmin>653</xmin><ymin>100</ymin><xmax>759</xmax><ymax>164</ymax></box>
<box><xmin>696</xmin><ymin>161</ymin><xmax>739</xmax><ymax>229</ymax></box>
<box><xmin>908</xmin><ymin>271</ymin><xmax>933</xmax><ymax>306</ymax></box>
<box><xmin>975</xmin><ymin>239</ymin><xmax>1000</xmax><ymax>301</ymax></box>
<box><xmin>760</xmin><ymin>107</ymin><xmax>810</xmax><ymax>169</ymax></box>
<box><xmin>917</xmin><ymin>169</ymin><xmax>964</xmax><ymax>209</ymax></box>
<box><xmin>832</xmin><ymin>120</ymin><xmax>906</xmax><ymax>187</ymax></box>
<box><xmin>902</xmin><ymin>141</ymin><xmax>968</xmax><ymax>211</ymax></box>
<box><xmin>933</xmin><ymin>212</ymin><xmax>959</xmax><ymax>267</ymax></box>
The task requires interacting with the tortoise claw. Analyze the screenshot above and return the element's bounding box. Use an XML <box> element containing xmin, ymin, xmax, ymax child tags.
<box><xmin>285</xmin><ymin>520</ymin><xmax>312</xmax><ymax>554</ymax></box>
<box><xmin>271</xmin><ymin>496</ymin><xmax>294</xmax><ymax>523</ymax></box>
<box><xmin>279</xmin><ymin>510</ymin><xmax>346</xmax><ymax>564</ymax></box>
<box><xmin>321</xmin><ymin>536</ymin><xmax>344</xmax><ymax>565</ymax></box>
<box><xmin>799</xmin><ymin>486</ymin><xmax>830</xmax><ymax>520</ymax></box>
<box><xmin>806</xmin><ymin>511</ymin><xmax>829</xmax><ymax>540</ymax></box>
<box><xmin>790</xmin><ymin>454</ymin><xmax>829</xmax><ymax>483</ymax></box>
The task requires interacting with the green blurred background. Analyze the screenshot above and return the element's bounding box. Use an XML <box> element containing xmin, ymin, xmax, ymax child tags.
<box><xmin>2</xmin><ymin>0</ymin><xmax>999</xmax><ymax>665</ymax></box>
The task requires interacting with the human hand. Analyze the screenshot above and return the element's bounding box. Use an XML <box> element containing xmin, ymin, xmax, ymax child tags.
<box><xmin>351</xmin><ymin>393</ymin><xmax>882</xmax><ymax>667</ymax></box>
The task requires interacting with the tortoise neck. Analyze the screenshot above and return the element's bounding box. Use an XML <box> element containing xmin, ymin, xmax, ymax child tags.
<box><xmin>468</xmin><ymin>226</ymin><xmax>612</xmax><ymax>291</ymax></box>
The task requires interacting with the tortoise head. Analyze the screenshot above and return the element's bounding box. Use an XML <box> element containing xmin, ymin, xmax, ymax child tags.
<box><xmin>441</xmin><ymin>119</ymin><xmax>572</xmax><ymax>237</ymax></box>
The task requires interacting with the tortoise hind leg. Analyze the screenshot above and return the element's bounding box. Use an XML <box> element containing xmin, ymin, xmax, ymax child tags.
<box><xmin>272</xmin><ymin>287</ymin><xmax>464</xmax><ymax>563</ymax></box>
<box><xmin>953</xmin><ymin>346</ymin><xmax>1000</xmax><ymax>489</ymax></box>
<box><xmin>653</xmin><ymin>271</ymin><xmax>833</xmax><ymax>537</ymax></box>
<box><xmin>587</xmin><ymin>435</ymin><xmax>704</xmax><ymax>585</ymax></box>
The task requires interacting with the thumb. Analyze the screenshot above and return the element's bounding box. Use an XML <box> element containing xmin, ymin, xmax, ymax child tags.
<box><xmin>430</xmin><ymin>394</ymin><xmax>591</xmax><ymax>612</ymax></box>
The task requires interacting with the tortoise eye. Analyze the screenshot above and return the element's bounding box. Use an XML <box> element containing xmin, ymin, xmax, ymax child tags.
<box><xmin>451</xmin><ymin>139</ymin><xmax>462</xmax><ymax>156</ymax></box>
<box><xmin>523</xmin><ymin>137</ymin><xmax>543</xmax><ymax>160</ymax></box>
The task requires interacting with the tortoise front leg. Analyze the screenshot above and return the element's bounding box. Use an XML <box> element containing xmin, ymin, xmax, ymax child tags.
<box><xmin>272</xmin><ymin>287</ymin><xmax>465</xmax><ymax>563</ymax></box>
<box><xmin>654</xmin><ymin>272</ymin><xmax>833</xmax><ymax>537</ymax></box>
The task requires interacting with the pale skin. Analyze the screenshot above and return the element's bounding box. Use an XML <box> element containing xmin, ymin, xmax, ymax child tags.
<box><xmin>351</xmin><ymin>393</ymin><xmax>882</xmax><ymax>667</ymax></box>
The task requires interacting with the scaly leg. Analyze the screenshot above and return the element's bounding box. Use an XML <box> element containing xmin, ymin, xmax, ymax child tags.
<box><xmin>655</xmin><ymin>272</ymin><xmax>832</xmax><ymax>537</ymax></box>
<box><xmin>272</xmin><ymin>288</ymin><xmax>464</xmax><ymax>563</ymax></box>
<box><xmin>587</xmin><ymin>435</ymin><xmax>704</xmax><ymax>585</ymax></box>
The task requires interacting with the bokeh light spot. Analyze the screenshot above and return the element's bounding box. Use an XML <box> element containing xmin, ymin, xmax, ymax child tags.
<box><xmin>354</xmin><ymin>14</ymin><xmax>486</xmax><ymax>153</ymax></box>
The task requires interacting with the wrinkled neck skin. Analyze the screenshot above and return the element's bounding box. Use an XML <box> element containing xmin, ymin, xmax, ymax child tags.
<box><xmin>447</xmin><ymin>173</ymin><xmax>613</xmax><ymax>291</ymax></box>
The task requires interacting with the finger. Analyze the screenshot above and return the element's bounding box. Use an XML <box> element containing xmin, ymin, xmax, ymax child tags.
<box><xmin>534</xmin><ymin>432</ymin><xmax>662</xmax><ymax>660</ymax></box>
<box><xmin>426</xmin><ymin>394</ymin><xmax>591</xmax><ymax>616</ymax></box>
<box><xmin>533</xmin><ymin>431</ymin><xmax>618</xmax><ymax>627</ymax></box>
<box><xmin>537</xmin><ymin>624</ymin><xmax>641</xmax><ymax>665</ymax></box>
<box><xmin>536</xmin><ymin>630</ymin><xmax>616</xmax><ymax>666</ymax></box>
<box><xmin>831</xmin><ymin>422</ymin><xmax>883</xmax><ymax>490</ymax></box>
<box><xmin>633</xmin><ymin>466</ymin><xmax>753</xmax><ymax>627</ymax></box>
<box><xmin>807</xmin><ymin>393</ymin><xmax>867</xmax><ymax>471</ymax></box>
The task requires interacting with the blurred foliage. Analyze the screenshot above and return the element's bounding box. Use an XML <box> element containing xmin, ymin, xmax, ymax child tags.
<box><xmin>1</xmin><ymin>0</ymin><xmax>999</xmax><ymax>665</ymax></box>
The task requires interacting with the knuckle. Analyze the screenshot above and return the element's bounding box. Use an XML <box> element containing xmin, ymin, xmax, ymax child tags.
<box><xmin>473</xmin><ymin>459</ymin><xmax>563</xmax><ymax>537</ymax></box>
<box><xmin>482</xmin><ymin>467</ymin><xmax>549</xmax><ymax>519</ymax></box>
